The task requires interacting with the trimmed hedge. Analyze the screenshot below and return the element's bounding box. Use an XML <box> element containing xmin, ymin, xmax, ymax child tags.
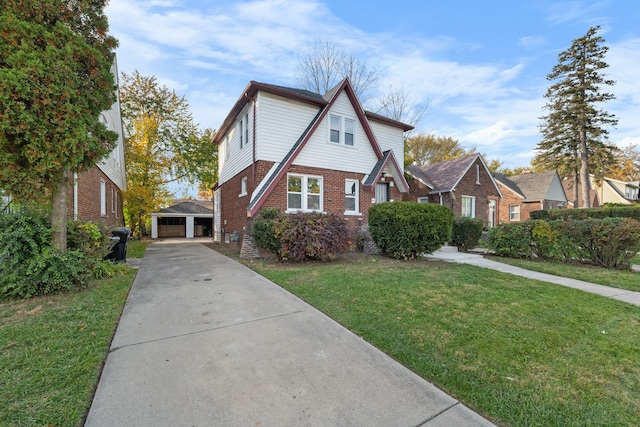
<box><xmin>451</xmin><ymin>217</ymin><xmax>484</xmax><ymax>252</ymax></box>
<box><xmin>489</xmin><ymin>218</ymin><xmax>640</xmax><ymax>269</ymax></box>
<box><xmin>368</xmin><ymin>202</ymin><xmax>453</xmax><ymax>260</ymax></box>
<box><xmin>530</xmin><ymin>205</ymin><xmax>640</xmax><ymax>221</ymax></box>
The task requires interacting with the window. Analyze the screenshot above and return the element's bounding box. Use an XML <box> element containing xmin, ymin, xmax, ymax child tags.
<box><xmin>328</xmin><ymin>114</ymin><xmax>355</xmax><ymax>146</ymax></box>
<box><xmin>345</xmin><ymin>179</ymin><xmax>359</xmax><ymax>213</ymax></box>
<box><xmin>461</xmin><ymin>195</ymin><xmax>475</xmax><ymax>218</ymax></box>
<box><xmin>509</xmin><ymin>204</ymin><xmax>520</xmax><ymax>221</ymax></box>
<box><xmin>375</xmin><ymin>183</ymin><xmax>389</xmax><ymax>204</ymax></box>
<box><xmin>287</xmin><ymin>174</ymin><xmax>322</xmax><ymax>212</ymax></box>
<box><xmin>238</xmin><ymin>112</ymin><xmax>249</xmax><ymax>149</ymax></box>
<box><xmin>476</xmin><ymin>164</ymin><xmax>481</xmax><ymax>185</ymax></box>
<box><xmin>224</xmin><ymin>136</ymin><xmax>229</xmax><ymax>159</ymax></box>
<box><xmin>329</xmin><ymin>115</ymin><xmax>341</xmax><ymax>143</ymax></box>
<box><xmin>100</xmin><ymin>180</ymin><xmax>106</xmax><ymax>217</ymax></box>
<box><xmin>111</xmin><ymin>188</ymin><xmax>116</xmax><ymax>213</ymax></box>
<box><xmin>240</xmin><ymin>176</ymin><xmax>248</xmax><ymax>197</ymax></box>
<box><xmin>417</xmin><ymin>197</ymin><xmax>429</xmax><ymax>204</ymax></box>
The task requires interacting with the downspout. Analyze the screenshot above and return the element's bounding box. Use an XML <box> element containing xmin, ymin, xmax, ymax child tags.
<box><xmin>252</xmin><ymin>96</ymin><xmax>257</xmax><ymax>182</ymax></box>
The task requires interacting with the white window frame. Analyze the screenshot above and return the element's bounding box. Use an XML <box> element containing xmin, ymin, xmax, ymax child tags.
<box><xmin>224</xmin><ymin>135</ymin><xmax>229</xmax><ymax>159</ymax></box>
<box><xmin>287</xmin><ymin>174</ymin><xmax>323</xmax><ymax>213</ymax></box>
<box><xmin>111</xmin><ymin>187</ymin><xmax>116</xmax><ymax>214</ymax></box>
<box><xmin>417</xmin><ymin>197</ymin><xmax>429</xmax><ymax>204</ymax></box>
<box><xmin>100</xmin><ymin>180</ymin><xmax>107</xmax><ymax>217</ymax></box>
<box><xmin>509</xmin><ymin>204</ymin><xmax>521</xmax><ymax>222</ymax></box>
<box><xmin>461</xmin><ymin>195</ymin><xmax>475</xmax><ymax>218</ymax></box>
<box><xmin>476</xmin><ymin>164</ymin><xmax>481</xmax><ymax>185</ymax></box>
<box><xmin>344</xmin><ymin>179</ymin><xmax>360</xmax><ymax>214</ymax></box>
<box><xmin>238</xmin><ymin>112</ymin><xmax>249</xmax><ymax>149</ymax></box>
<box><xmin>328</xmin><ymin>114</ymin><xmax>356</xmax><ymax>147</ymax></box>
<box><xmin>240</xmin><ymin>176</ymin><xmax>248</xmax><ymax>197</ymax></box>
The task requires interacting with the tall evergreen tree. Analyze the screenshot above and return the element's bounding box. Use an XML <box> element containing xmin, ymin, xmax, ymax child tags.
<box><xmin>0</xmin><ymin>0</ymin><xmax>118</xmax><ymax>251</ymax></box>
<box><xmin>534</xmin><ymin>25</ymin><xmax>617</xmax><ymax>207</ymax></box>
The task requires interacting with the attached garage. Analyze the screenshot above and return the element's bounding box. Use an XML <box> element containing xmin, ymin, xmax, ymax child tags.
<box><xmin>151</xmin><ymin>200</ymin><xmax>213</xmax><ymax>239</ymax></box>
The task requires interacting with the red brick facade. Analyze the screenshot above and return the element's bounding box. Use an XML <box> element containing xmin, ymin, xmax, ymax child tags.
<box><xmin>497</xmin><ymin>185</ymin><xmax>565</xmax><ymax>223</ymax></box>
<box><xmin>218</xmin><ymin>162</ymin><xmax>403</xmax><ymax>251</ymax></box>
<box><xmin>405</xmin><ymin>158</ymin><xmax>501</xmax><ymax>227</ymax></box>
<box><xmin>66</xmin><ymin>167</ymin><xmax>124</xmax><ymax>228</ymax></box>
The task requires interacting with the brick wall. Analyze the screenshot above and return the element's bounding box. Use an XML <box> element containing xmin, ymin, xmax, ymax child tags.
<box><xmin>66</xmin><ymin>167</ymin><xmax>124</xmax><ymax>228</ymax></box>
<box><xmin>218</xmin><ymin>163</ymin><xmax>404</xmax><ymax>253</ymax></box>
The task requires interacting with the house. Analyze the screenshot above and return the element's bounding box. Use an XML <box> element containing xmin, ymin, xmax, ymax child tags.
<box><xmin>212</xmin><ymin>79</ymin><xmax>412</xmax><ymax>256</ymax></box>
<box><xmin>561</xmin><ymin>176</ymin><xmax>600</xmax><ymax>208</ymax></box>
<box><xmin>405</xmin><ymin>154</ymin><xmax>502</xmax><ymax>227</ymax></box>
<box><xmin>151</xmin><ymin>199</ymin><xmax>213</xmax><ymax>239</ymax></box>
<box><xmin>592</xmin><ymin>176</ymin><xmax>639</xmax><ymax>205</ymax></box>
<box><xmin>66</xmin><ymin>60</ymin><xmax>126</xmax><ymax>228</ymax></box>
<box><xmin>494</xmin><ymin>170</ymin><xmax>567</xmax><ymax>222</ymax></box>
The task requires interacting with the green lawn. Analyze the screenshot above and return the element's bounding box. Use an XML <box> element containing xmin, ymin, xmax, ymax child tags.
<box><xmin>0</xmin><ymin>271</ymin><xmax>136</xmax><ymax>426</ymax></box>
<box><xmin>488</xmin><ymin>256</ymin><xmax>640</xmax><ymax>292</ymax></box>
<box><xmin>126</xmin><ymin>239</ymin><xmax>150</xmax><ymax>259</ymax></box>
<box><xmin>245</xmin><ymin>253</ymin><xmax>640</xmax><ymax>427</ymax></box>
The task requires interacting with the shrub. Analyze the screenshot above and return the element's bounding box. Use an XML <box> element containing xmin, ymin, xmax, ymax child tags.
<box><xmin>369</xmin><ymin>202</ymin><xmax>453</xmax><ymax>260</ymax></box>
<box><xmin>488</xmin><ymin>222</ymin><xmax>534</xmax><ymax>259</ymax></box>
<box><xmin>251</xmin><ymin>208</ymin><xmax>284</xmax><ymax>258</ymax></box>
<box><xmin>572</xmin><ymin>217</ymin><xmax>640</xmax><ymax>269</ymax></box>
<box><xmin>451</xmin><ymin>217</ymin><xmax>484</xmax><ymax>252</ymax></box>
<box><xmin>277</xmin><ymin>212</ymin><xmax>351</xmax><ymax>262</ymax></box>
<box><xmin>67</xmin><ymin>220</ymin><xmax>114</xmax><ymax>276</ymax></box>
<box><xmin>530</xmin><ymin>205</ymin><xmax>640</xmax><ymax>221</ymax></box>
<box><xmin>0</xmin><ymin>211</ymin><xmax>92</xmax><ymax>299</ymax></box>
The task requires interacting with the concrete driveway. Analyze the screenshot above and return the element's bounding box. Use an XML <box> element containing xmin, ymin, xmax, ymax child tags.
<box><xmin>85</xmin><ymin>241</ymin><xmax>495</xmax><ymax>426</ymax></box>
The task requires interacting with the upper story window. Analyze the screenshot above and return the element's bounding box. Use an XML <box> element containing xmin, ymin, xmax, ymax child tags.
<box><xmin>476</xmin><ymin>164</ymin><xmax>481</xmax><ymax>185</ymax></box>
<box><xmin>461</xmin><ymin>195</ymin><xmax>475</xmax><ymax>218</ymax></box>
<box><xmin>238</xmin><ymin>112</ymin><xmax>249</xmax><ymax>149</ymax></box>
<box><xmin>345</xmin><ymin>179</ymin><xmax>359</xmax><ymax>213</ymax></box>
<box><xmin>329</xmin><ymin>114</ymin><xmax>356</xmax><ymax>146</ymax></box>
<box><xmin>287</xmin><ymin>174</ymin><xmax>323</xmax><ymax>212</ymax></box>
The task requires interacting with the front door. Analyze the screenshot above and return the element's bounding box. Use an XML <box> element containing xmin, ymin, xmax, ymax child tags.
<box><xmin>375</xmin><ymin>183</ymin><xmax>389</xmax><ymax>204</ymax></box>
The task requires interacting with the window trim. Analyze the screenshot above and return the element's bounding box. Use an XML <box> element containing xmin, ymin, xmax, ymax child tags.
<box><xmin>417</xmin><ymin>197</ymin><xmax>429</xmax><ymax>204</ymax></box>
<box><xmin>476</xmin><ymin>164</ymin><xmax>481</xmax><ymax>185</ymax></box>
<box><xmin>240</xmin><ymin>176</ymin><xmax>248</xmax><ymax>197</ymax></box>
<box><xmin>328</xmin><ymin>114</ymin><xmax>356</xmax><ymax>147</ymax></box>
<box><xmin>286</xmin><ymin>173</ymin><xmax>323</xmax><ymax>213</ymax></box>
<box><xmin>509</xmin><ymin>204</ymin><xmax>521</xmax><ymax>222</ymax></box>
<box><xmin>100</xmin><ymin>180</ymin><xmax>107</xmax><ymax>217</ymax></box>
<box><xmin>461</xmin><ymin>195</ymin><xmax>476</xmax><ymax>218</ymax></box>
<box><xmin>344</xmin><ymin>179</ymin><xmax>360</xmax><ymax>214</ymax></box>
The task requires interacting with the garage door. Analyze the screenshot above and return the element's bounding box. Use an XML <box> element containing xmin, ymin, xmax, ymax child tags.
<box><xmin>158</xmin><ymin>217</ymin><xmax>186</xmax><ymax>237</ymax></box>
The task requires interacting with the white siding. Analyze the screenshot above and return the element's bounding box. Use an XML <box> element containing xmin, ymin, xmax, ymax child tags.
<box><xmin>369</xmin><ymin>120</ymin><xmax>405</xmax><ymax>173</ymax></box>
<box><xmin>96</xmin><ymin>61</ymin><xmax>127</xmax><ymax>191</ymax></box>
<box><xmin>218</xmin><ymin>103</ymin><xmax>255</xmax><ymax>184</ymax></box>
<box><xmin>545</xmin><ymin>174</ymin><xmax>568</xmax><ymax>202</ymax></box>
<box><xmin>295</xmin><ymin>93</ymin><xmax>380</xmax><ymax>173</ymax></box>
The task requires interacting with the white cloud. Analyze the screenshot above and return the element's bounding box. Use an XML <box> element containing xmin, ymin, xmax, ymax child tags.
<box><xmin>519</xmin><ymin>36</ymin><xmax>546</xmax><ymax>49</ymax></box>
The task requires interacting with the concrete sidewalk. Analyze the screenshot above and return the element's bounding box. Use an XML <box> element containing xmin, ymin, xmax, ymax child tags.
<box><xmin>85</xmin><ymin>241</ymin><xmax>495</xmax><ymax>427</ymax></box>
<box><xmin>426</xmin><ymin>248</ymin><xmax>640</xmax><ymax>307</ymax></box>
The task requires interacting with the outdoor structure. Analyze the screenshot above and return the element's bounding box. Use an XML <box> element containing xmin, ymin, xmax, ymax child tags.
<box><xmin>494</xmin><ymin>170</ymin><xmax>567</xmax><ymax>222</ymax></box>
<box><xmin>212</xmin><ymin>79</ymin><xmax>412</xmax><ymax>255</ymax></box>
<box><xmin>66</xmin><ymin>60</ymin><xmax>127</xmax><ymax>227</ymax></box>
<box><xmin>591</xmin><ymin>176</ymin><xmax>639</xmax><ymax>205</ymax></box>
<box><xmin>405</xmin><ymin>154</ymin><xmax>502</xmax><ymax>227</ymax></box>
<box><xmin>151</xmin><ymin>199</ymin><xmax>213</xmax><ymax>239</ymax></box>
<box><xmin>561</xmin><ymin>176</ymin><xmax>600</xmax><ymax>208</ymax></box>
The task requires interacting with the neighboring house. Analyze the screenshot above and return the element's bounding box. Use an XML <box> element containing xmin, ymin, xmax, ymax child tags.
<box><xmin>592</xmin><ymin>176</ymin><xmax>639</xmax><ymax>205</ymax></box>
<box><xmin>559</xmin><ymin>174</ymin><xmax>639</xmax><ymax>208</ymax></box>
<box><xmin>151</xmin><ymin>199</ymin><xmax>213</xmax><ymax>239</ymax></box>
<box><xmin>66</xmin><ymin>60</ymin><xmax>126</xmax><ymax>228</ymax></box>
<box><xmin>494</xmin><ymin>170</ymin><xmax>568</xmax><ymax>222</ymax></box>
<box><xmin>561</xmin><ymin>176</ymin><xmax>600</xmax><ymax>208</ymax></box>
<box><xmin>405</xmin><ymin>154</ymin><xmax>502</xmax><ymax>227</ymax></box>
<box><xmin>212</xmin><ymin>79</ymin><xmax>412</xmax><ymax>255</ymax></box>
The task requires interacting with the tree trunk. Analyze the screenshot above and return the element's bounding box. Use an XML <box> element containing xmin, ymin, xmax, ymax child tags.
<box><xmin>578</xmin><ymin>129</ymin><xmax>591</xmax><ymax>208</ymax></box>
<box><xmin>52</xmin><ymin>168</ymin><xmax>70</xmax><ymax>253</ymax></box>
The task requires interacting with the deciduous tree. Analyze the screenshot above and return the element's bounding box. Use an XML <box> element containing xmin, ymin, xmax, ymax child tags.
<box><xmin>0</xmin><ymin>0</ymin><xmax>118</xmax><ymax>251</ymax></box>
<box><xmin>405</xmin><ymin>132</ymin><xmax>476</xmax><ymax>166</ymax></box>
<box><xmin>119</xmin><ymin>71</ymin><xmax>217</xmax><ymax>237</ymax></box>
<box><xmin>535</xmin><ymin>26</ymin><xmax>617</xmax><ymax>207</ymax></box>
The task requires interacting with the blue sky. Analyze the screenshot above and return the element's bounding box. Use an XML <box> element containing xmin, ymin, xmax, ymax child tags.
<box><xmin>105</xmin><ymin>0</ymin><xmax>640</xmax><ymax>173</ymax></box>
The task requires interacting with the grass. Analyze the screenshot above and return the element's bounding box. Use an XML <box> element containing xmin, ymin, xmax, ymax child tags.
<box><xmin>0</xmin><ymin>270</ymin><xmax>136</xmax><ymax>426</ymax></box>
<box><xmin>241</xmin><ymin>253</ymin><xmax>640</xmax><ymax>427</ymax></box>
<box><xmin>126</xmin><ymin>239</ymin><xmax>150</xmax><ymax>259</ymax></box>
<box><xmin>488</xmin><ymin>256</ymin><xmax>640</xmax><ymax>292</ymax></box>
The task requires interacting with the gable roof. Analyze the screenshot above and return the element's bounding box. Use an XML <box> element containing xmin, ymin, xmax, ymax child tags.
<box><xmin>245</xmin><ymin>78</ymin><xmax>411</xmax><ymax>217</ymax></box>
<box><xmin>561</xmin><ymin>176</ymin><xmax>600</xmax><ymax>207</ymax></box>
<box><xmin>212</xmin><ymin>80</ymin><xmax>413</xmax><ymax>146</ymax></box>
<box><xmin>363</xmin><ymin>150</ymin><xmax>408</xmax><ymax>192</ymax></box>
<box><xmin>495</xmin><ymin>170</ymin><xmax>561</xmax><ymax>202</ymax></box>
<box><xmin>158</xmin><ymin>200</ymin><xmax>212</xmax><ymax>215</ymax></box>
<box><xmin>407</xmin><ymin>154</ymin><xmax>501</xmax><ymax>197</ymax></box>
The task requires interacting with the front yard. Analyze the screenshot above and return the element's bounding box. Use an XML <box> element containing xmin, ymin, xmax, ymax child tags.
<box><xmin>242</xmin><ymin>252</ymin><xmax>640</xmax><ymax>426</ymax></box>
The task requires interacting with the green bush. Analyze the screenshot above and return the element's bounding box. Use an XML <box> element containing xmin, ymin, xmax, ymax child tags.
<box><xmin>451</xmin><ymin>217</ymin><xmax>484</xmax><ymax>252</ymax></box>
<box><xmin>276</xmin><ymin>212</ymin><xmax>351</xmax><ymax>262</ymax></box>
<box><xmin>251</xmin><ymin>208</ymin><xmax>284</xmax><ymax>258</ymax></box>
<box><xmin>369</xmin><ymin>202</ymin><xmax>453</xmax><ymax>260</ymax></box>
<box><xmin>571</xmin><ymin>218</ymin><xmax>640</xmax><ymax>269</ymax></box>
<box><xmin>531</xmin><ymin>205</ymin><xmax>640</xmax><ymax>221</ymax></box>
<box><xmin>489</xmin><ymin>222</ymin><xmax>535</xmax><ymax>259</ymax></box>
<box><xmin>0</xmin><ymin>211</ymin><xmax>94</xmax><ymax>299</ymax></box>
<box><xmin>67</xmin><ymin>220</ymin><xmax>115</xmax><ymax>277</ymax></box>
